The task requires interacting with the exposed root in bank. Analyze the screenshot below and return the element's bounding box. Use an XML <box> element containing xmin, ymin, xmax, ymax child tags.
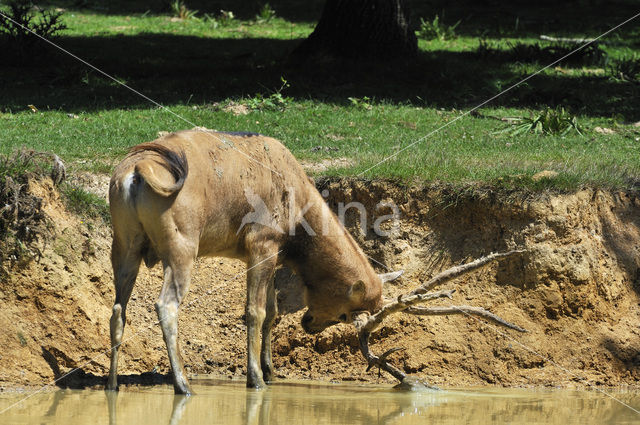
<box><xmin>0</xmin><ymin>150</ymin><xmax>65</xmax><ymax>275</ymax></box>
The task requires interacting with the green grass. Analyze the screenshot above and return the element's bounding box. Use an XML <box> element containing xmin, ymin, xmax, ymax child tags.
<box><xmin>60</xmin><ymin>183</ymin><xmax>110</xmax><ymax>222</ymax></box>
<box><xmin>1</xmin><ymin>1</ymin><xmax>640</xmax><ymax>191</ymax></box>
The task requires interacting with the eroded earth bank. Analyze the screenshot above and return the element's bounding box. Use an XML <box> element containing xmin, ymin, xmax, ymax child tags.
<box><xmin>2</xmin><ymin>176</ymin><xmax>640</xmax><ymax>390</ymax></box>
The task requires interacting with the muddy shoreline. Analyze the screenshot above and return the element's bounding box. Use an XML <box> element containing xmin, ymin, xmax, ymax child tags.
<box><xmin>1</xmin><ymin>176</ymin><xmax>640</xmax><ymax>391</ymax></box>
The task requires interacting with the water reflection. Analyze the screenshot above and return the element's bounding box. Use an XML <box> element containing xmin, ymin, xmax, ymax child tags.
<box><xmin>243</xmin><ymin>384</ymin><xmax>441</xmax><ymax>425</ymax></box>
<box><xmin>245</xmin><ymin>390</ymin><xmax>270</xmax><ymax>425</ymax></box>
<box><xmin>44</xmin><ymin>389</ymin><xmax>71</xmax><ymax>418</ymax></box>
<box><xmin>1</xmin><ymin>380</ymin><xmax>639</xmax><ymax>425</ymax></box>
<box><xmin>105</xmin><ymin>390</ymin><xmax>191</xmax><ymax>425</ymax></box>
<box><xmin>169</xmin><ymin>395</ymin><xmax>191</xmax><ymax>425</ymax></box>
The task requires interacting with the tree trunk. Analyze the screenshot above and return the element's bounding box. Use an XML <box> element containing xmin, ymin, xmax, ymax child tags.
<box><xmin>291</xmin><ymin>0</ymin><xmax>417</xmax><ymax>63</ymax></box>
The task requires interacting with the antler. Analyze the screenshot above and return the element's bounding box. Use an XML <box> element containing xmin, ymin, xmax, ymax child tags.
<box><xmin>354</xmin><ymin>249</ymin><xmax>526</xmax><ymax>388</ymax></box>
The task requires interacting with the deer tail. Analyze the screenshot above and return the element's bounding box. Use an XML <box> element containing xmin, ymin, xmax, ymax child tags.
<box><xmin>129</xmin><ymin>142</ymin><xmax>189</xmax><ymax>197</ymax></box>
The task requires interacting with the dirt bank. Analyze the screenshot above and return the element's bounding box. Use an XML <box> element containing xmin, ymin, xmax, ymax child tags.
<box><xmin>1</xmin><ymin>176</ymin><xmax>640</xmax><ymax>390</ymax></box>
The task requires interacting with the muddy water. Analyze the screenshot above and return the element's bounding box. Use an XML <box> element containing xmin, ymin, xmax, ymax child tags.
<box><xmin>1</xmin><ymin>379</ymin><xmax>639</xmax><ymax>425</ymax></box>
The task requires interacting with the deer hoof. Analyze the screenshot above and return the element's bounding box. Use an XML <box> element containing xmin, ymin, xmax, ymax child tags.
<box><xmin>173</xmin><ymin>383</ymin><xmax>194</xmax><ymax>396</ymax></box>
<box><xmin>262</xmin><ymin>371</ymin><xmax>274</xmax><ymax>384</ymax></box>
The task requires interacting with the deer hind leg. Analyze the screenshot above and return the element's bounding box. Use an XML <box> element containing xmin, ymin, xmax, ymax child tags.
<box><xmin>246</xmin><ymin>240</ymin><xmax>279</xmax><ymax>389</ymax></box>
<box><xmin>107</xmin><ymin>240</ymin><xmax>142</xmax><ymax>391</ymax></box>
<box><xmin>260</xmin><ymin>278</ymin><xmax>277</xmax><ymax>383</ymax></box>
<box><xmin>156</xmin><ymin>253</ymin><xmax>194</xmax><ymax>395</ymax></box>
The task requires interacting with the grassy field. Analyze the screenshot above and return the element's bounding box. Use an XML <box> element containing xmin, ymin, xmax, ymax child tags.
<box><xmin>1</xmin><ymin>0</ymin><xmax>640</xmax><ymax>190</ymax></box>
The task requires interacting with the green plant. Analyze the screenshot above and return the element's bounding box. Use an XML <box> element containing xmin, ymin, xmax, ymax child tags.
<box><xmin>61</xmin><ymin>184</ymin><xmax>110</xmax><ymax>222</ymax></box>
<box><xmin>17</xmin><ymin>331</ymin><xmax>27</xmax><ymax>346</ymax></box>
<box><xmin>170</xmin><ymin>0</ymin><xmax>198</xmax><ymax>20</ymax></box>
<box><xmin>500</xmin><ymin>107</ymin><xmax>583</xmax><ymax>136</ymax></box>
<box><xmin>0</xmin><ymin>0</ymin><xmax>67</xmax><ymax>62</ymax></box>
<box><xmin>245</xmin><ymin>77</ymin><xmax>292</xmax><ymax>111</ymax></box>
<box><xmin>417</xmin><ymin>14</ymin><xmax>460</xmax><ymax>41</ymax></box>
<box><xmin>204</xmin><ymin>9</ymin><xmax>235</xmax><ymax>27</ymax></box>
<box><xmin>204</xmin><ymin>9</ymin><xmax>236</xmax><ymax>27</ymax></box>
<box><xmin>202</xmin><ymin>12</ymin><xmax>219</xmax><ymax>28</ymax></box>
<box><xmin>218</xmin><ymin>9</ymin><xmax>235</xmax><ymax>26</ymax></box>
<box><xmin>347</xmin><ymin>96</ymin><xmax>373</xmax><ymax>110</ymax></box>
<box><xmin>255</xmin><ymin>3</ymin><xmax>276</xmax><ymax>24</ymax></box>
<box><xmin>608</xmin><ymin>55</ymin><xmax>640</xmax><ymax>82</ymax></box>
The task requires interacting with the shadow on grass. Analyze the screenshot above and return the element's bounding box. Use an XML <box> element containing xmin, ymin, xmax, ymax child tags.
<box><xmin>3</xmin><ymin>32</ymin><xmax>639</xmax><ymax>120</ymax></box>
<box><xmin>38</xmin><ymin>0</ymin><xmax>640</xmax><ymax>38</ymax></box>
<box><xmin>414</xmin><ymin>0</ymin><xmax>640</xmax><ymax>41</ymax></box>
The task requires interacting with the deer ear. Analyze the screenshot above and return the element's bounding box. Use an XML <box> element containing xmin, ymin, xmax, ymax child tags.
<box><xmin>349</xmin><ymin>280</ymin><xmax>367</xmax><ymax>302</ymax></box>
<box><xmin>378</xmin><ymin>270</ymin><xmax>404</xmax><ymax>283</ymax></box>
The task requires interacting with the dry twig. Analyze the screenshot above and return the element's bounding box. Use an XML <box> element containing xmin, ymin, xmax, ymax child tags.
<box><xmin>354</xmin><ymin>250</ymin><xmax>526</xmax><ymax>388</ymax></box>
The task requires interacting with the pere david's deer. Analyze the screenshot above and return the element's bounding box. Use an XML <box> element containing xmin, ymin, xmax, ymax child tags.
<box><xmin>106</xmin><ymin>129</ymin><xmax>403</xmax><ymax>394</ymax></box>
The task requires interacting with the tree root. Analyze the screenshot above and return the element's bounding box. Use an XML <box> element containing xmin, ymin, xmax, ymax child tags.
<box><xmin>0</xmin><ymin>149</ymin><xmax>64</xmax><ymax>273</ymax></box>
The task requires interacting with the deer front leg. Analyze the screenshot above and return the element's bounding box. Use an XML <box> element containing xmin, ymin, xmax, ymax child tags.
<box><xmin>245</xmin><ymin>240</ymin><xmax>279</xmax><ymax>389</ymax></box>
<box><xmin>260</xmin><ymin>279</ymin><xmax>277</xmax><ymax>383</ymax></box>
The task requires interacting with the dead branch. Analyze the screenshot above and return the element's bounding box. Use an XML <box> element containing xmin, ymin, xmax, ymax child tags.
<box><xmin>358</xmin><ymin>289</ymin><xmax>455</xmax><ymax>334</ymax></box>
<box><xmin>413</xmin><ymin>250</ymin><xmax>525</xmax><ymax>295</ymax></box>
<box><xmin>404</xmin><ymin>305</ymin><xmax>526</xmax><ymax>332</ymax></box>
<box><xmin>354</xmin><ymin>249</ymin><xmax>526</xmax><ymax>388</ymax></box>
<box><xmin>357</xmin><ymin>329</ymin><xmax>406</xmax><ymax>382</ymax></box>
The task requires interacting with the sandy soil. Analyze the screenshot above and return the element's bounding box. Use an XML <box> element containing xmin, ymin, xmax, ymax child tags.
<box><xmin>1</xmin><ymin>176</ymin><xmax>640</xmax><ymax>391</ymax></box>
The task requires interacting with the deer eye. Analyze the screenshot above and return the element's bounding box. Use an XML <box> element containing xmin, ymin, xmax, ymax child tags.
<box><xmin>339</xmin><ymin>313</ymin><xmax>347</xmax><ymax>322</ymax></box>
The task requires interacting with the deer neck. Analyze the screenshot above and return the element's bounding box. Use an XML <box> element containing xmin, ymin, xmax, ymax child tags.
<box><xmin>286</xmin><ymin>193</ymin><xmax>379</xmax><ymax>298</ymax></box>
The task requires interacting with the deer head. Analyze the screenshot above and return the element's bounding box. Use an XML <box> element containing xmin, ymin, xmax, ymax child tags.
<box><xmin>300</xmin><ymin>271</ymin><xmax>403</xmax><ymax>334</ymax></box>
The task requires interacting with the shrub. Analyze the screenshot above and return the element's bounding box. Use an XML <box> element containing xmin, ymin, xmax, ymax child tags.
<box><xmin>416</xmin><ymin>15</ymin><xmax>460</xmax><ymax>41</ymax></box>
<box><xmin>0</xmin><ymin>0</ymin><xmax>66</xmax><ymax>63</ymax></box>
<box><xmin>500</xmin><ymin>107</ymin><xmax>583</xmax><ymax>136</ymax></box>
<box><xmin>245</xmin><ymin>77</ymin><xmax>292</xmax><ymax>111</ymax></box>
<box><xmin>169</xmin><ymin>0</ymin><xmax>198</xmax><ymax>20</ymax></box>
<box><xmin>255</xmin><ymin>3</ymin><xmax>276</xmax><ymax>24</ymax></box>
